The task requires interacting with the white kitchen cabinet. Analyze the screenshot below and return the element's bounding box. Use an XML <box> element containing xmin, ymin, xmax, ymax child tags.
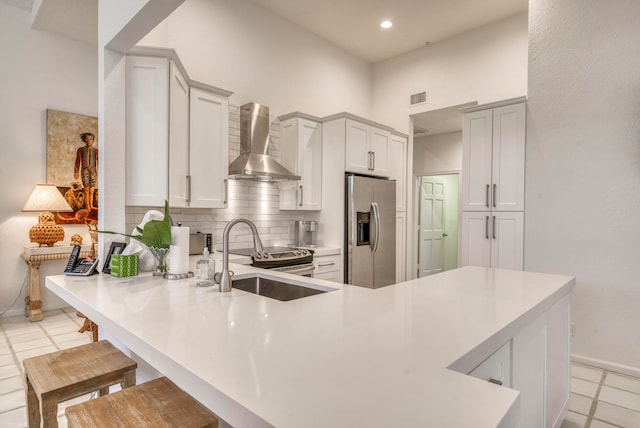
<box><xmin>279</xmin><ymin>116</ymin><xmax>322</xmax><ymax>211</ymax></box>
<box><xmin>461</xmin><ymin>99</ymin><xmax>526</xmax><ymax>270</ymax></box>
<box><xmin>461</xmin><ymin>211</ymin><xmax>523</xmax><ymax>270</ymax></box>
<box><xmin>126</xmin><ymin>51</ymin><xmax>231</xmax><ymax>208</ymax></box>
<box><xmin>389</xmin><ymin>133</ymin><xmax>407</xmax><ymax>212</ymax></box>
<box><xmin>469</xmin><ymin>340</ymin><xmax>512</xmax><ymax>388</ymax></box>
<box><xmin>345</xmin><ymin>119</ymin><xmax>390</xmax><ymax>177</ymax></box>
<box><xmin>462</xmin><ymin>102</ymin><xmax>525</xmax><ymax>212</ymax></box>
<box><xmin>125</xmin><ymin>55</ymin><xmax>169</xmax><ymax>206</ymax></box>
<box><xmin>461</xmin><ymin>292</ymin><xmax>571</xmax><ymax>428</ymax></box>
<box><xmin>188</xmin><ymin>87</ymin><xmax>229</xmax><ymax>208</ymax></box>
<box><xmin>313</xmin><ymin>253</ymin><xmax>341</xmax><ymax>282</ymax></box>
<box><xmin>512</xmin><ymin>293</ymin><xmax>570</xmax><ymax>428</ymax></box>
<box><xmin>168</xmin><ymin>61</ymin><xmax>190</xmax><ymax>208</ymax></box>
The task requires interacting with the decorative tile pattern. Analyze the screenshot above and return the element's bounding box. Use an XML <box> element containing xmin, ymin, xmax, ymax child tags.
<box><xmin>0</xmin><ymin>309</ymin><xmax>91</xmax><ymax>427</ymax></box>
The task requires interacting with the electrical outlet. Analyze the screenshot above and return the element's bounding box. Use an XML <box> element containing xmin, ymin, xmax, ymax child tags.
<box><xmin>571</xmin><ymin>323</ymin><xmax>576</xmax><ymax>337</ymax></box>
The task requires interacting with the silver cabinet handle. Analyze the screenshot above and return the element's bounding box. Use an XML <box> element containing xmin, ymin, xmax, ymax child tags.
<box><xmin>186</xmin><ymin>175</ymin><xmax>191</xmax><ymax>203</ymax></box>
<box><xmin>493</xmin><ymin>184</ymin><xmax>497</xmax><ymax>208</ymax></box>
<box><xmin>485</xmin><ymin>216</ymin><xmax>489</xmax><ymax>239</ymax></box>
<box><xmin>317</xmin><ymin>262</ymin><xmax>335</xmax><ymax>267</ymax></box>
<box><xmin>368</xmin><ymin>151</ymin><xmax>374</xmax><ymax>170</ymax></box>
<box><xmin>492</xmin><ymin>215</ymin><xmax>496</xmax><ymax>239</ymax></box>
<box><xmin>486</xmin><ymin>184</ymin><xmax>490</xmax><ymax>208</ymax></box>
<box><xmin>489</xmin><ymin>378</ymin><xmax>503</xmax><ymax>386</ymax></box>
<box><xmin>372</xmin><ymin>152</ymin><xmax>375</xmax><ymax>171</ymax></box>
<box><xmin>299</xmin><ymin>185</ymin><xmax>303</xmax><ymax>207</ymax></box>
<box><xmin>223</xmin><ymin>178</ymin><xmax>228</xmax><ymax>204</ymax></box>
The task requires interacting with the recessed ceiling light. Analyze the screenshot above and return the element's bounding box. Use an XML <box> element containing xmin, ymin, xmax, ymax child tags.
<box><xmin>380</xmin><ymin>20</ymin><xmax>393</xmax><ymax>29</ymax></box>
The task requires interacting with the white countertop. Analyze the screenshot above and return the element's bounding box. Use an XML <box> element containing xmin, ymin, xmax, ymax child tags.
<box><xmin>46</xmin><ymin>266</ymin><xmax>574</xmax><ymax>427</ymax></box>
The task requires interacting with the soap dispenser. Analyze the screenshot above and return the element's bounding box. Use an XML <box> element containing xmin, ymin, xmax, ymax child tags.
<box><xmin>196</xmin><ymin>247</ymin><xmax>215</xmax><ymax>287</ymax></box>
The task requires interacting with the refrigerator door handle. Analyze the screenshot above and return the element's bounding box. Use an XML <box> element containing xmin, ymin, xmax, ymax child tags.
<box><xmin>371</xmin><ymin>202</ymin><xmax>381</xmax><ymax>253</ymax></box>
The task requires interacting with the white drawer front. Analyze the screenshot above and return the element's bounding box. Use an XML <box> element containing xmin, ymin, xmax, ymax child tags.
<box><xmin>313</xmin><ymin>255</ymin><xmax>341</xmax><ymax>274</ymax></box>
<box><xmin>313</xmin><ymin>270</ymin><xmax>341</xmax><ymax>283</ymax></box>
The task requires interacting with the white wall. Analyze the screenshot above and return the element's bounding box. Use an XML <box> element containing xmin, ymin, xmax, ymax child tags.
<box><xmin>413</xmin><ymin>131</ymin><xmax>462</xmax><ymax>175</ymax></box>
<box><xmin>372</xmin><ymin>13</ymin><xmax>528</xmax><ymax>133</ymax></box>
<box><xmin>0</xmin><ymin>4</ymin><xmax>98</xmax><ymax>315</ymax></box>
<box><xmin>526</xmin><ymin>0</ymin><xmax>640</xmax><ymax>372</ymax></box>
<box><xmin>139</xmin><ymin>0</ymin><xmax>372</xmax><ymax>119</ymax></box>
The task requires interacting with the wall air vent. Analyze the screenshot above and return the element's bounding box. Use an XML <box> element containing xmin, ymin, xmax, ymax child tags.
<box><xmin>410</xmin><ymin>91</ymin><xmax>427</xmax><ymax>106</ymax></box>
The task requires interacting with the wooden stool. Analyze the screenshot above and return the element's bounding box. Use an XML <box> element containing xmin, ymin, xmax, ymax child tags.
<box><xmin>23</xmin><ymin>340</ymin><xmax>137</xmax><ymax>428</ymax></box>
<box><xmin>65</xmin><ymin>376</ymin><xmax>219</xmax><ymax>427</ymax></box>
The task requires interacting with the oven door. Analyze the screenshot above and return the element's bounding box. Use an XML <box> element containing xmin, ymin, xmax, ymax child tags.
<box><xmin>269</xmin><ymin>263</ymin><xmax>315</xmax><ymax>277</ymax></box>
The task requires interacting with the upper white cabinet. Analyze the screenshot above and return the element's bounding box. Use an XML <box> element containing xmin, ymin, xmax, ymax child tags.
<box><xmin>125</xmin><ymin>51</ymin><xmax>231</xmax><ymax>208</ymax></box>
<box><xmin>345</xmin><ymin>119</ymin><xmax>390</xmax><ymax>177</ymax></box>
<box><xmin>168</xmin><ymin>61</ymin><xmax>190</xmax><ymax>208</ymax></box>
<box><xmin>462</xmin><ymin>102</ymin><xmax>526</xmax><ymax>212</ymax></box>
<box><xmin>188</xmin><ymin>88</ymin><xmax>229</xmax><ymax>208</ymax></box>
<box><xmin>279</xmin><ymin>115</ymin><xmax>322</xmax><ymax>211</ymax></box>
<box><xmin>126</xmin><ymin>55</ymin><xmax>170</xmax><ymax>207</ymax></box>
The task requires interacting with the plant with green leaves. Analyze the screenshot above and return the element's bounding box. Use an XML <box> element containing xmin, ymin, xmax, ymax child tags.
<box><xmin>99</xmin><ymin>200</ymin><xmax>174</xmax><ymax>249</ymax></box>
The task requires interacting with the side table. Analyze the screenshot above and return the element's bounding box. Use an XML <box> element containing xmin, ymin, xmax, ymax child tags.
<box><xmin>22</xmin><ymin>245</ymin><xmax>91</xmax><ymax>322</ymax></box>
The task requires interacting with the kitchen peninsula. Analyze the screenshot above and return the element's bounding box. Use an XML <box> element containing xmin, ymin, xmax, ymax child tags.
<box><xmin>47</xmin><ymin>265</ymin><xmax>574</xmax><ymax>427</ymax></box>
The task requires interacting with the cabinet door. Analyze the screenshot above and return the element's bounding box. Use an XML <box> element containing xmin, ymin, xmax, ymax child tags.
<box><xmin>299</xmin><ymin>119</ymin><xmax>322</xmax><ymax>210</ymax></box>
<box><xmin>492</xmin><ymin>103</ymin><xmax>526</xmax><ymax>211</ymax></box>
<box><xmin>469</xmin><ymin>340</ymin><xmax>512</xmax><ymax>388</ymax></box>
<box><xmin>279</xmin><ymin>118</ymin><xmax>322</xmax><ymax>211</ymax></box>
<box><xmin>125</xmin><ymin>56</ymin><xmax>169</xmax><ymax>206</ymax></box>
<box><xmin>490</xmin><ymin>212</ymin><xmax>524</xmax><ymax>270</ymax></box>
<box><xmin>345</xmin><ymin>119</ymin><xmax>371</xmax><ymax>175</ymax></box>
<box><xmin>462</xmin><ymin>109</ymin><xmax>493</xmax><ymax>212</ymax></box>
<box><xmin>369</xmin><ymin>127</ymin><xmax>390</xmax><ymax>177</ymax></box>
<box><xmin>168</xmin><ymin>61</ymin><xmax>189</xmax><ymax>208</ymax></box>
<box><xmin>389</xmin><ymin>135</ymin><xmax>407</xmax><ymax>211</ymax></box>
<box><xmin>279</xmin><ymin>119</ymin><xmax>299</xmax><ymax>210</ymax></box>
<box><xmin>512</xmin><ymin>312</ymin><xmax>547</xmax><ymax>428</ymax></box>
<box><xmin>546</xmin><ymin>293</ymin><xmax>570</xmax><ymax>428</ymax></box>
<box><xmin>461</xmin><ymin>211</ymin><xmax>491</xmax><ymax>268</ymax></box>
<box><xmin>189</xmin><ymin>88</ymin><xmax>228</xmax><ymax>208</ymax></box>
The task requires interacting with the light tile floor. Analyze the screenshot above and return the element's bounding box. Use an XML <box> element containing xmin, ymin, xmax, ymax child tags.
<box><xmin>2</xmin><ymin>310</ymin><xmax>640</xmax><ymax>427</ymax></box>
<box><xmin>0</xmin><ymin>308</ymin><xmax>92</xmax><ymax>427</ymax></box>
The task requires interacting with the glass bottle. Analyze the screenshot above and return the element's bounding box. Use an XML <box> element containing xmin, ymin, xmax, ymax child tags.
<box><xmin>196</xmin><ymin>247</ymin><xmax>215</xmax><ymax>287</ymax></box>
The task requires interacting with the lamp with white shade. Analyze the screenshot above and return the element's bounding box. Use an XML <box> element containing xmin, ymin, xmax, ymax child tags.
<box><xmin>22</xmin><ymin>184</ymin><xmax>73</xmax><ymax>247</ymax></box>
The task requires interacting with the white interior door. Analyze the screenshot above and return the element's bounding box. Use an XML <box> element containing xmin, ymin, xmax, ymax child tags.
<box><xmin>418</xmin><ymin>177</ymin><xmax>445</xmax><ymax>276</ymax></box>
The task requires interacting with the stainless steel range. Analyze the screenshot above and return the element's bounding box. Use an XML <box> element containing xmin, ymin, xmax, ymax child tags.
<box><xmin>230</xmin><ymin>246</ymin><xmax>315</xmax><ymax>277</ymax></box>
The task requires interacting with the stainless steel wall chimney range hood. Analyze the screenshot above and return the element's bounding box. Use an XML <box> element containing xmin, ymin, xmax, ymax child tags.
<box><xmin>228</xmin><ymin>103</ymin><xmax>300</xmax><ymax>181</ymax></box>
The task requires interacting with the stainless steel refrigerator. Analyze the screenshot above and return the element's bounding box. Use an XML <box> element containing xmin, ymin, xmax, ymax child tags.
<box><xmin>345</xmin><ymin>174</ymin><xmax>396</xmax><ymax>288</ymax></box>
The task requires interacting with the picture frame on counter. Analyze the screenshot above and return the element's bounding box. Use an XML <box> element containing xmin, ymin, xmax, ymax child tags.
<box><xmin>102</xmin><ymin>242</ymin><xmax>126</xmax><ymax>274</ymax></box>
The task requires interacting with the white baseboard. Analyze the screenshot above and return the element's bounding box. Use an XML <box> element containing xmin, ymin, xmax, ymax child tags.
<box><xmin>572</xmin><ymin>353</ymin><xmax>640</xmax><ymax>378</ymax></box>
<box><xmin>0</xmin><ymin>307</ymin><xmax>26</xmax><ymax>319</ymax></box>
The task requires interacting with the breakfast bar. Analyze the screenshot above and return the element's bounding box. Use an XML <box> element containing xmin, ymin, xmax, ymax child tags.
<box><xmin>46</xmin><ymin>266</ymin><xmax>574</xmax><ymax>427</ymax></box>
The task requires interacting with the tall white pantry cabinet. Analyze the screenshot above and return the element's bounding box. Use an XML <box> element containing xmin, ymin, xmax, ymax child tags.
<box><xmin>460</xmin><ymin>99</ymin><xmax>526</xmax><ymax>270</ymax></box>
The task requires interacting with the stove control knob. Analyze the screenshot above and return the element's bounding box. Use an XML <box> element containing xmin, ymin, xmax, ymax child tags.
<box><xmin>263</xmin><ymin>253</ymin><xmax>270</xmax><ymax>259</ymax></box>
<box><xmin>255</xmin><ymin>254</ymin><xmax>262</xmax><ymax>259</ymax></box>
<box><xmin>301</xmin><ymin>250</ymin><xmax>308</xmax><ymax>255</ymax></box>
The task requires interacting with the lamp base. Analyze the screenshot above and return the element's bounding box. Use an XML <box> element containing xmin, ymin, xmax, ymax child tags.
<box><xmin>29</xmin><ymin>211</ymin><xmax>65</xmax><ymax>247</ymax></box>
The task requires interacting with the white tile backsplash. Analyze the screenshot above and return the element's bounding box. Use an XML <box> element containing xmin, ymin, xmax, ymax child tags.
<box><xmin>125</xmin><ymin>104</ymin><xmax>319</xmax><ymax>250</ymax></box>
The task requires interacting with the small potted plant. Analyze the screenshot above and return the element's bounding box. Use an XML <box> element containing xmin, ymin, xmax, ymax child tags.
<box><xmin>100</xmin><ymin>201</ymin><xmax>173</xmax><ymax>275</ymax></box>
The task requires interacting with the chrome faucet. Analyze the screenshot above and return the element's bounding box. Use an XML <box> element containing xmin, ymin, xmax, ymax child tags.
<box><xmin>215</xmin><ymin>218</ymin><xmax>264</xmax><ymax>292</ymax></box>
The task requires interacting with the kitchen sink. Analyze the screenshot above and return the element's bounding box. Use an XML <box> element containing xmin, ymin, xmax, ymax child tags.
<box><xmin>233</xmin><ymin>276</ymin><xmax>333</xmax><ymax>301</ymax></box>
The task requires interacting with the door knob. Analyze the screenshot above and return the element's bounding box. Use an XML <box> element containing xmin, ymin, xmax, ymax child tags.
<box><xmin>442</xmin><ymin>233</ymin><xmax>448</xmax><ymax>237</ymax></box>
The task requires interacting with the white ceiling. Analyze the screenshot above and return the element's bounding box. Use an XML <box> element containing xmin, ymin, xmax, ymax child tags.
<box><xmin>2</xmin><ymin>0</ymin><xmax>527</xmax><ymax>135</ymax></box>
<box><xmin>3</xmin><ymin>0</ymin><xmax>528</xmax><ymax>64</ymax></box>
<box><xmin>249</xmin><ymin>0</ymin><xmax>527</xmax><ymax>63</ymax></box>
